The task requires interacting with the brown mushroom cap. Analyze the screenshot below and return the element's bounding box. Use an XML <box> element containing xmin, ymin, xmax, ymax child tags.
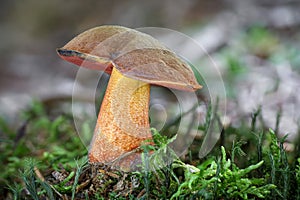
<box><xmin>57</xmin><ymin>25</ymin><xmax>202</xmax><ymax>91</ymax></box>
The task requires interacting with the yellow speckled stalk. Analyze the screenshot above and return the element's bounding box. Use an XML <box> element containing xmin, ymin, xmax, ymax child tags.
<box><xmin>89</xmin><ymin>67</ymin><xmax>151</xmax><ymax>168</ymax></box>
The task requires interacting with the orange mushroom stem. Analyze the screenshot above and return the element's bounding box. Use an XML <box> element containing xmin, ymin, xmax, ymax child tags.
<box><xmin>89</xmin><ymin>67</ymin><xmax>151</xmax><ymax>166</ymax></box>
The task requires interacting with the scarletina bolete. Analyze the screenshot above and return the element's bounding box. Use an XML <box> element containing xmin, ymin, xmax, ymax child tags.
<box><xmin>57</xmin><ymin>25</ymin><xmax>202</xmax><ymax>171</ymax></box>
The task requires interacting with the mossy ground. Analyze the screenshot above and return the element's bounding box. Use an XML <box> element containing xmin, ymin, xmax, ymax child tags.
<box><xmin>1</xmin><ymin>100</ymin><xmax>300</xmax><ymax>200</ymax></box>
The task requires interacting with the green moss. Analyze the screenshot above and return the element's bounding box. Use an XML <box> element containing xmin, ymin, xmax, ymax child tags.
<box><xmin>1</xmin><ymin>89</ymin><xmax>300</xmax><ymax>199</ymax></box>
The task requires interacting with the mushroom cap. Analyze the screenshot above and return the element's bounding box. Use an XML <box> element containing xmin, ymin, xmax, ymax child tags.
<box><xmin>57</xmin><ymin>25</ymin><xmax>202</xmax><ymax>91</ymax></box>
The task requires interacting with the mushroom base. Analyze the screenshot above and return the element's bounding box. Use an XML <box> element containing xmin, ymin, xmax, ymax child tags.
<box><xmin>89</xmin><ymin>67</ymin><xmax>151</xmax><ymax>170</ymax></box>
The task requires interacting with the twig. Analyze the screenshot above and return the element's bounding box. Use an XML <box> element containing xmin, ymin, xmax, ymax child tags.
<box><xmin>34</xmin><ymin>166</ymin><xmax>63</xmax><ymax>198</ymax></box>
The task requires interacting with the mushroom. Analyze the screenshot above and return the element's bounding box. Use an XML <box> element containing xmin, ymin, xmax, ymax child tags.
<box><xmin>57</xmin><ymin>25</ymin><xmax>202</xmax><ymax>170</ymax></box>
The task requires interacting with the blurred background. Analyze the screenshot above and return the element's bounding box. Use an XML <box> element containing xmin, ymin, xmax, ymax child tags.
<box><xmin>1</xmin><ymin>0</ymin><xmax>300</xmax><ymax>139</ymax></box>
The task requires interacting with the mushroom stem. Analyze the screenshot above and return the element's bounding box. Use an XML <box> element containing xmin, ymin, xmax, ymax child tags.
<box><xmin>89</xmin><ymin>67</ymin><xmax>152</xmax><ymax>167</ymax></box>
